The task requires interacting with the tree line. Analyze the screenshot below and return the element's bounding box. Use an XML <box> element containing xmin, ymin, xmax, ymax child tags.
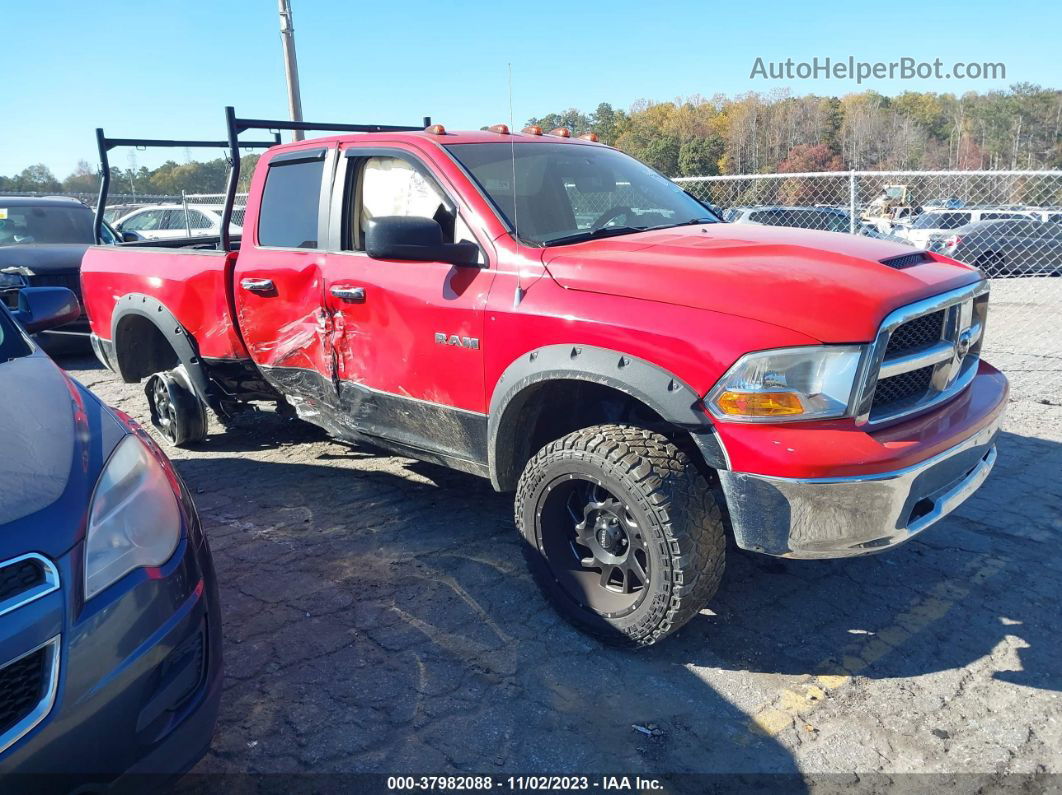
<box><xmin>0</xmin><ymin>154</ymin><xmax>261</xmax><ymax>196</ymax></box>
<box><xmin>2</xmin><ymin>85</ymin><xmax>1059</xmax><ymax>194</ymax></box>
<box><xmin>527</xmin><ymin>84</ymin><xmax>1061</xmax><ymax>176</ymax></box>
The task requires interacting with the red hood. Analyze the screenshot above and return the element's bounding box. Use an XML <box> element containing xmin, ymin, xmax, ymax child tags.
<box><xmin>542</xmin><ymin>224</ymin><xmax>981</xmax><ymax>342</ymax></box>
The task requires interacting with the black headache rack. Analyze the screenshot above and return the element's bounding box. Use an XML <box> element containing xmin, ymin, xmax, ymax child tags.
<box><xmin>93</xmin><ymin>124</ymin><xmax>281</xmax><ymax>246</ymax></box>
<box><xmin>94</xmin><ymin>106</ymin><xmax>431</xmax><ymax>250</ymax></box>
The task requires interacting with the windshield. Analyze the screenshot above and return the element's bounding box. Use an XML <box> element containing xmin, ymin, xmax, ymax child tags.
<box><xmin>446</xmin><ymin>142</ymin><xmax>718</xmax><ymax>245</ymax></box>
<box><xmin>748</xmin><ymin>207</ymin><xmax>850</xmax><ymax>232</ymax></box>
<box><xmin>0</xmin><ymin>204</ymin><xmax>96</xmax><ymax>245</ymax></box>
<box><xmin>0</xmin><ymin>307</ymin><xmax>31</xmax><ymax>361</ymax></box>
<box><xmin>911</xmin><ymin>211</ymin><xmax>968</xmax><ymax>230</ymax></box>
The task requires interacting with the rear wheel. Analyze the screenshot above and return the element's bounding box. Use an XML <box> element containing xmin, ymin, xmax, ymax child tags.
<box><xmin>975</xmin><ymin>251</ymin><xmax>1006</xmax><ymax>277</ymax></box>
<box><xmin>145</xmin><ymin>366</ymin><xmax>208</xmax><ymax>447</ymax></box>
<box><xmin>515</xmin><ymin>424</ymin><xmax>725</xmax><ymax>647</ymax></box>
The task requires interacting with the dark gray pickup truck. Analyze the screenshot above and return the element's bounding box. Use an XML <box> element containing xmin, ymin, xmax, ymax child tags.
<box><xmin>0</xmin><ymin>196</ymin><xmax>123</xmax><ymax>346</ymax></box>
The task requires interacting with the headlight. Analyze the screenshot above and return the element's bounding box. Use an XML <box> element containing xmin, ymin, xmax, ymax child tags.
<box><xmin>0</xmin><ymin>272</ymin><xmax>27</xmax><ymax>290</ymax></box>
<box><xmin>706</xmin><ymin>346</ymin><xmax>865</xmax><ymax>422</ymax></box>
<box><xmin>84</xmin><ymin>435</ymin><xmax>181</xmax><ymax>600</ymax></box>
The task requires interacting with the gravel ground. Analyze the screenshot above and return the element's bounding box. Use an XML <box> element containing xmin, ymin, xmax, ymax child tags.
<box><xmin>57</xmin><ymin>279</ymin><xmax>1061</xmax><ymax>785</ymax></box>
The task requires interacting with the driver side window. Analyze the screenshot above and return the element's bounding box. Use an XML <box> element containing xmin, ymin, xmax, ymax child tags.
<box><xmin>350</xmin><ymin>156</ymin><xmax>479</xmax><ymax>255</ymax></box>
<box><xmin>123</xmin><ymin>210</ymin><xmax>164</xmax><ymax>232</ymax></box>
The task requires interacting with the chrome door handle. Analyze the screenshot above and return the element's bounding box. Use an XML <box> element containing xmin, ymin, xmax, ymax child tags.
<box><xmin>330</xmin><ymin>286</ymin><xmax>366</xmax><ymax>303</ymax></box>
<box><xmin>240</xmin><ymin>278</ymin><xmax>275</xmax><ymax>293</ymax></box>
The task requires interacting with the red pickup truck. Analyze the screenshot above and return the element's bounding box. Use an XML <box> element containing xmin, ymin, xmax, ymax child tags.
<box><xmin>81</xmin><ymin>109</ymin><xmax>1006</xmax><ymax>646</ymax></box>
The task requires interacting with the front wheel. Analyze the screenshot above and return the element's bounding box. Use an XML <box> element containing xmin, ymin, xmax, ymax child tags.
<box><xmin>514</xmin><ymin>425</ymin><xmax>725</xmax><ymax>647</ymax></box>
<box><xmin>145</xmin><ymin>366</ymin><xmax>208</xmax><ymax>447</ymax></box>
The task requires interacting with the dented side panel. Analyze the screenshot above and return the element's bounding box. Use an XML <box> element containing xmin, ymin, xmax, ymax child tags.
<box><xmin>81</xmin><ymin>246</ymin><xmax>246</xmax><ymax>360</ymax></box>
<box><xmin>231</xmin><ymin>249</ymin><xmax>332</xmax><ymax>404</ymax></box>
<box><xmin>322</xmin><ymin>252</ymin><xmax>494</xmax><ymax>415</ymax></box>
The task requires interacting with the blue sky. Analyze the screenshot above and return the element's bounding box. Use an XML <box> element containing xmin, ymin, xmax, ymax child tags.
<box><xmin>2</xmin><ymin>0</ymin><xmax>1059</xmax><ymax>177</ymax></box>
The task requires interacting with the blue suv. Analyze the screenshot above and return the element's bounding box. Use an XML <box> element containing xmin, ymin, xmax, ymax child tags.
<box><xmin>0</xmin><ymin>288</ymin><xmax>221</xmax><ymax>786</ymax></box>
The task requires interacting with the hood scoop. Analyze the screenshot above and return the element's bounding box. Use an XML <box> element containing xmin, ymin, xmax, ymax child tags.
<box><xmin>880</xmin><ymin>251</ymin><xmax>933</xmax><ymax>269</ymax></box>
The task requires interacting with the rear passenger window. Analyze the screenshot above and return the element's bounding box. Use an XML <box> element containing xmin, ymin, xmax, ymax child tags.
<box><xmin>938</xmin><ymin>213</ymin><xmax>969</xmax><ymax>229</ymax></box>
<box><xmin>163</xmin><ymin>210</ymin><xmax>210</xmax><ymax>230</ymax></box>
<box><xmin>258</xmin><ymin>157</ymin><xmax>325</xmax><ymax>248</ymax></box>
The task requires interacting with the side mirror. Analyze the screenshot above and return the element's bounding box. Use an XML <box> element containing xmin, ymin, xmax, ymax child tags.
<box><xmin>365</xmin><ymin>216</ymin><xmax>480</xmax><ymax>267</ymax></box>
<box><xmin>13</xmin><ymin>287</ymin><xmax>81</xmax><ymax>334</ymax></box>
<box><xmin>122</xmin><ymin>230</ymin><xmax>144</xmax><ymax>242</ymax></box>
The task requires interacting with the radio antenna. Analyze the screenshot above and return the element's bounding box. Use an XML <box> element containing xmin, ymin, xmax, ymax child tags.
<box><xmin>509</xmin><ymin>63</ymin><xmax>526</xmax><ymax>307</ymax></box>
<box><xmin>508</xmin><ymin>63</ymin><xmax>519</xmax><ymax>248</ymax></box>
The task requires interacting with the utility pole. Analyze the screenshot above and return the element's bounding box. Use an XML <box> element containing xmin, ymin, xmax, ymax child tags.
<box><xmin>277</xmin><ymin>0</ymin><xmax>305</xmax><ymax>141</ymax></box>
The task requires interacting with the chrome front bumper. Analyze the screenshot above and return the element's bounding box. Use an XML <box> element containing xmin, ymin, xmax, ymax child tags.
<box><xmin>718</xmin><ymin>417</ymin><xmax>1001</xmax><ymax>559</ymax></box>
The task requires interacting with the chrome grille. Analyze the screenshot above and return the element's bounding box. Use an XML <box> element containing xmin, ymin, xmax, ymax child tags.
<box><xmin>0</xmin><ymin>637</ymin><xmax>60</xmax><ymax>755</ymax></box>
<box><xmin>0</xmin><ymin>649</ymin><xmax>47</xmax><ymax>737</ymax></box>
<box><xmin>884</xmin><ymin>310</ymin><xmax>946</xmax><ymax>356</ymax></box>
<box><xmin>0</xmin><ymin>554</ymin><xmax>60</xmax><ymax>619</ymax></box>
<box><xmin>871</xmin><ymin>365</ymin><xmax>935</xmax><ymax>410</ymax></box>
<box><xmin>0</xmin><ymin>558</ymin><xmax>45</xmax><ymax>603</ymax></box>
<box><xmin>856</xmin><ymin>281</ymin><xmax>990</xmax><ymax>426</ymax></box>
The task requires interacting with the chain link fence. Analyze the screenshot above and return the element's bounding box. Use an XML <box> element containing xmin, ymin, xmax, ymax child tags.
<box><xmin>677</xmin><ymin>170</ymin><xmax>1061</xmax><ymax>405</ymax></box>
<box><xmin>0</xmin><ymin>190</ymin><xmax>249</xmax><ymax>235</ymax></box>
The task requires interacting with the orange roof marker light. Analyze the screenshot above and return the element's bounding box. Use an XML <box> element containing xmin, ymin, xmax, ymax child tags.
<box><xmin>548</xmin><ymin>127</ymin><xmax>571</xmax><ymax>138</ymax></box>
<box><xmin>578</xmin><ymin>132</ymin><xmax>600</xmax><ymax>142</ymax></box>
<box><xmin>487</xmin><ymin>124</ymin><xmax>510</xmax><ymax>134</ymax></box>
<box><xmin>425</xmin><ymin>124</ymin><xmax>447</xmax><ymax>135</ymax></box>
<box><xmin>522</xmin><ymin>125</ymin><xmax>543</xmax><ymax>136</ymax></box>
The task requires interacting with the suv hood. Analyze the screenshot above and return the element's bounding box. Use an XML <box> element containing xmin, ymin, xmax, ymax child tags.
<box><xmin>0</xmin><ymin>243</ymin><xmax>89</xmax><ymax>274</ymax></box>
<box><xmin>0</xmin><ymin>353</ymin><xmax>126</xmax><ymax>558</ymax></box>
<box><xmin>543</xmin><ymin>224</ymin><xmax>981</xmax><ymax>342</ymax></box>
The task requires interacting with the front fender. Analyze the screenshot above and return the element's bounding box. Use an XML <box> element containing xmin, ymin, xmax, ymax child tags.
<box><xmin>487</xmin><ymin>344</ymin><xmax>729</xmax><ymax>490</ymax></box>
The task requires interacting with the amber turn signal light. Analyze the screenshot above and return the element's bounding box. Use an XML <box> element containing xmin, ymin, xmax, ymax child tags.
<box><xmin>548</xmin><ymin>127</ymin><xmax>571</xmax><ymax>138</ymax></box>
<box><xmin>715</xmin><ymin>391</ymin><xmax>804</xmax><ymax>417</ymax></box>
<box><xmin>425</xmin><ymin>124</ymin><xmax>446</xmax><ymax>135</ymax></box>
<box><xmin>578</xmin><ymin>132</ymin><xmax>600</xmax><ymax>142</ymax></box>
<box><xmin>522</xmin><ymin>125</ymin><xmax>543</xmax><ymax>135</ymax></box>
<box><xmin>487</xmin><ymin>124</ymin><xmax>510</xmax><ymax>134</ymax></box>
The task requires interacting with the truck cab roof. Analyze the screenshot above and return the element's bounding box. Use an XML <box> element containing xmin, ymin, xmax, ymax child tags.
<box><xmin>261</xmin><ymin>129</ymin><xmax>604</xmax><ymax>153</ymax></box>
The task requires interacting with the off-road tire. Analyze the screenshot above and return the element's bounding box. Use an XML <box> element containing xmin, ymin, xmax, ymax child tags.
<box><xmin>515</xmin><ymin>424</ymin><xmax>725</xmax><ymax>647</ymax></box>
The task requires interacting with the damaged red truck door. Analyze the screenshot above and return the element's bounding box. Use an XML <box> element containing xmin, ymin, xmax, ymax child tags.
<box><xmin>233</xmin><ymin>147</ymin><xmax>333</xmax><ymax>403</ymax></box>
<box><xmin>235</xmin><ymin>139</ymin><xmax>493</xmax><ymax>461</ymax></box>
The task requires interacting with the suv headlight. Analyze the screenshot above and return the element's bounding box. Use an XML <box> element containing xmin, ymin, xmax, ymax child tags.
<box><xmin>0</xmin><ymin>272</ymin><xmax>27</xmax><ymax>290</ymax></box>
<box><xmin>84</xmin><ymin>435</ymin><xmax>181</xmax><ymax>600</ymax></box>
<box><xmin>706</xmin><ymin>346</ymin><xmax>865</xmax><ymax>422</ymax></box>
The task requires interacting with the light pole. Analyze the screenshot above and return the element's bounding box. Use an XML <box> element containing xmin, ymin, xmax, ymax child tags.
<box><xmin>277</xmin><ymin>0</ymin><xmax>305</xmax><ymax>141</ymax></box>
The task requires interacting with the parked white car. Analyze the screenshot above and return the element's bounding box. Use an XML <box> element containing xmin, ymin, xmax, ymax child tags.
<box><xmin>113</xmin><ymin>204</ymin><xmax>243</xmax><ymax>240</ymax></box>
<box><xmin>897</xmin><ymin>208</ymin><xmax>1036</xmax><ymax>251</ymax></box>
<box><xmin>725</xmin><ymin>205</ymin><xmax>907</xmax><ymax>241</ymax></box>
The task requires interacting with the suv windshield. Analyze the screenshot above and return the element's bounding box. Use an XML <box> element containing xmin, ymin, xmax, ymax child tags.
<box><xmin>447</xmin><ymin>142</ymin><xmax>718</xmax><ymax>245</ymax></box>
<box><xmin>911</xmin><ymin>211</ymin><xmax>969</xmax><ymax>230</ymax></box>
<box><xmin>0</xmin><ymin>204</ymin><xmax>96</xmax><ymax>245</ymax></box>
<box><xmin>0</xmin><ymin>307</ymin><xmax>31</xmax><ymax>361</ymax></box>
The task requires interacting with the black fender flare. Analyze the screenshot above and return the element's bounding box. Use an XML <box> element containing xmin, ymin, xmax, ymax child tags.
<box><xmin>487</xmin><ymin>344</ymin><xmax>729</xmax><ymax>490</ymax></box>
<box><xmin>109</xmin><ymin>293</ymin><xmax>220</xmax><ymax>413</ymax></box>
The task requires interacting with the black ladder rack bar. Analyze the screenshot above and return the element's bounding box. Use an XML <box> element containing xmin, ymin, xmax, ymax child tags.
<box><xmin>219</xmin><ymin>107</ymin><xmax>431</xmax><ymax>250</ymax></box>
<box><xmin>94</xmin><ymin>128</ymin><xmax>281</xmax><ymax>243</ymax></box>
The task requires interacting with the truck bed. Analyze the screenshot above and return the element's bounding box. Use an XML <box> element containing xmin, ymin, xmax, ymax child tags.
<box><xmin>81</xmin><ymin>242</ymin><xmax>248</xmax><ymax>361</ymax></box>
